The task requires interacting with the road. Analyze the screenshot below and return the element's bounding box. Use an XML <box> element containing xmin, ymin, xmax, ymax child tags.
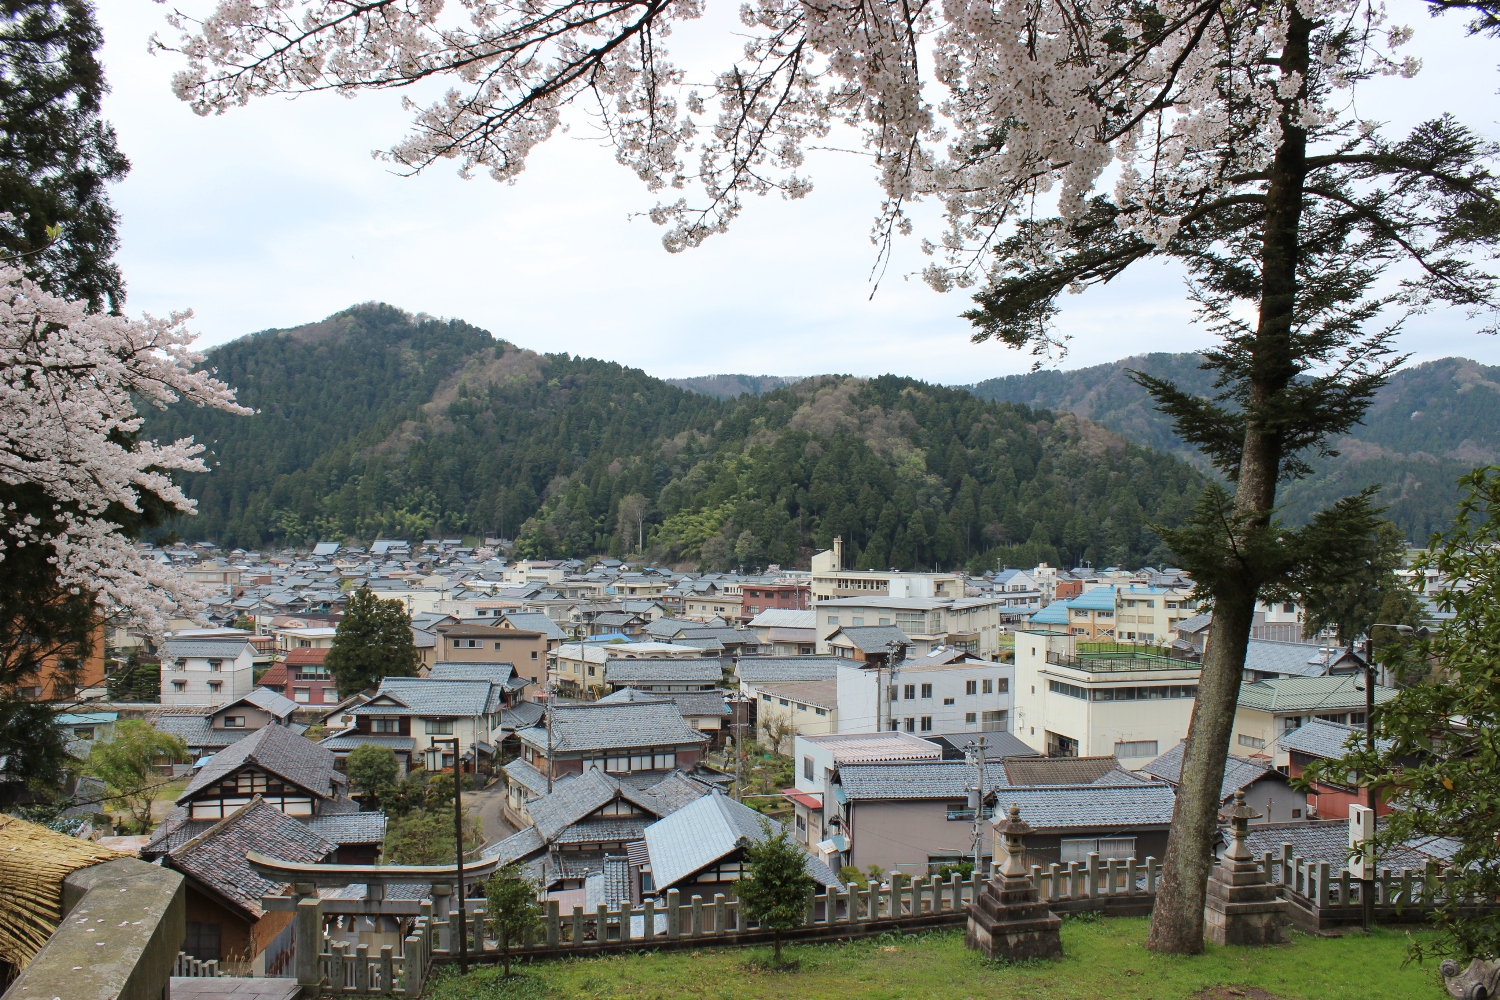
<box><xmin>466</xmin><ymin>778</ymin><xmax>517</xmax><ymax>848</ymax></box>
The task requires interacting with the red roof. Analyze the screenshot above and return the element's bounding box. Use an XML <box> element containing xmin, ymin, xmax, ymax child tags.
<box><xmin>285</xmin><ymin>647</ymin><xmax>329</xmax><ymax>666</ymax></box>
<box><xmin>258</xmin><ymin>663</ymin><xmax>289</xmax><ymax>688</ymax></box>
<box><xmin>782</xmin><ymin>788</ymin><xmax>823</xmax><ymax>810</ymax></box>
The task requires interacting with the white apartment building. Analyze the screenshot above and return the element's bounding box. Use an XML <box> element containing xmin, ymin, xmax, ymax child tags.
<box><xmin>835</xmin><ymin>650</ymin><xmax>1014</xmax><ymax>736</ymax></box>
<box><xmin>1114</xmin><ymin>586</ymin><xmax>1199</xmax><ymax>643</ymax></box>
<box><xmin>810</xmin><ymin>538</ymin><xmax>964</xmax><ymax>604</ymax></box>
<box><xmin>159</xmin><ymin>637</ymin><xmax>257</xmax><ymax>707</ymax></box>
<box><xmin>815</xmin><ymin>596</ymin><xmax>1014</xmax><ymax>658</ymax></box>
<box><xmin>1011</xmin><ymin>630</ymin><xmax>1201</xmax><ymax>768</ymax></box>
<box><xmin>274</xmin><ymin>625</ymin><xmax>338</xmax><ymax>652</ymax></box>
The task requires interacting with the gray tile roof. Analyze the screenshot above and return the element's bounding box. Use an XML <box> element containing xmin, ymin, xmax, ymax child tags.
<box><xmin>596</xmin><ymin>687</ymin><xmax>730</xmax><ymax>718</ymax></box>
<box><xmin>305</xmin><ymin>812</ymin><xmax>388</xmax><ymax>845</ymax></box>
<box><xmin>167</xmin><ymin>798</ymin><xmax>337</xmax><ymax>918</ymax></box>
<box><xmin>604</xmin><ymin>660</ymin><xmax>723</xmax><ymax>684</ymax></box>
<box><xmin>428</xmin><ymin>662</ymin><xmax>515</xmax><ymax>685</ymax></box>
<box><xmin>527</xmin><ymin>767</ymin><xmax>667</xmax><ymax>842</ymax></box>
<box><xmin>831</xmin><ymin>625</ymin><xmax>912</xmax><ymax>653</ymax></box>
<box><xmin>1003</xmin><ymin>756</ymin><xmax>1124</xmax><ymax>787</ymax></box>
<box><xmin>480</xmin><ymin>825</ymin><xmax>545</xmax><ymax>864</ymax></box>
<box><xmin>227</xmin><ymin>687</ymin><xmax>302</xmax><ymax>719</ymax></box>
<box><xmin>518</xmin><ymin>702</ymin><xmax>709</xmax><ymax>754</ymax></box>
<box><xmin>1273</xmin><ymin>718</ymin><xmax>1393</xmax><ymax>758</ymax></box>
<box><xmin>153</xmin><ymin>715</ymin><xmax>255</xmax><ymax>752</ymax></box>
<box><xmin>734</xmin><ymin>657</ymin><xmax>841</xmax><ymax>684</ymax></box>
<box><xmin>502</xmin><ymin>758</ymin><xmax>555</xmax><ymax>798</ymax></box>
<box><xmin>645</xmin><ymin>792</ymin><xmax>842</xmax><ymax>890</ymax></box>
<box><xmin>644</xmin><ymin>771</ymin><xmax>718</xmax><ymax>815</ymax></box>
<box><xmin>553</xmin><ymin>817</ymin><xmax>652</xmax><ymax>845</ymax></box>
<box><xmin>500</xmin><ymin>702</ymin><xmax>546</xmax><ymax>732</ymax></box>
<box><xmin>317</xmin><ymin>730</ymin><xmax>417</xmax><ymax>752</ymax></box>
<box><xmin>1243</xmin><ymin>639</ymin><xmax>1341</xmax><ymax>678</ymax></box>
<box><xmin>142</xmin><ymin>812</ymin><xmax>213</xmax><ymax>859</ymax></box>
<box><xmin>1141</xmin><ymin>741</ymin><xmax>1278</xmax><ymax>801</ymax></box>
<box><xmin>503</xmin><ymin>613</ymin><xmax>567</xmax><ymax>640</ymax></box>
<box><xmin>584</xmin><ymin>856</ymin><xmax>632</xmax><ymax>909</ymax></box>
<box><xmin>162</xmin><ymin>639</ymin><xmax>252</xmax><ymax>659</ymax></box>
<box><xmin>838</xmin><ymin>761</ymin><xmax>992</xmax><ymax>801</ymax></box>
<box><xmin>180</xmin><ymin>724</ymin><xmax>340</xmax><ymax>801</ymax></box>
<box><xmin>1242</xmin><ymin>820</ymin><xmax>1445</xmax><ymax>871</ymax></box>
<box><xmin>351</xmin><ymin>678</ymin><xmax>494</xmax><ymax>717</ymax></box>
<box><xmin>993</xmin><ymin>783</ymin><xmax>1178</xmax><ymax>832</ymax></box>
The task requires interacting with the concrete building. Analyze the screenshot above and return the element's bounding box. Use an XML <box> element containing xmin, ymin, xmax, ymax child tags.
<box><xmin>815</xmin><ymin>595</ymin><xmax>1016</xmax><ymax>658</ymax></box>
<box><xmin>1232</xmin><ymin>675</ymin><xmax>1397</xmax><ymax>755</ymax></box>
<box><xmin>835</xmin><ymin>648</ymin><xmax>1013</xmax><ymax>737</ymax></box>
<box><xmin>809</xmin><ymin>537</ymin><xmax>964</xmax><ymax>604</ymax></box>
<box><xmin>160</xmin><ymin>636</ymin><xmax>257</xmax><ymax>707</ymax></box>
<box><xmin>1011</xmin><ymin>631</ymin><xmax>1202</xmax><ymax>766</ymax></box>
<box><xmin>787</xmin><ymin>731</ymin><xmax>944</xmax><ymax>852</ymax></box>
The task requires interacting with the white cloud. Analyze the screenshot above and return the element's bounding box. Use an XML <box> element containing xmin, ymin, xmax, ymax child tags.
<box><xmin>98</xmin><ymin>1</ymin><xmax>1500</xmax><ymax>383</ymax></box>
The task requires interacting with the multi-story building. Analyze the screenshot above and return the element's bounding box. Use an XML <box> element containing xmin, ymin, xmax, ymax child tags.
<box><xmin>835</xmin><ymin>647</ymin><xmax>1014</xmax><ymax>737</ymax></box>
<box><xmin>1114</xmin><ymin>586</ymin><xmax>1198</xmax><ymax>643</ymax></box>
<box><xmin>810</xmin><ymin>538</ymin><xmax>964</xmax><ymax>604</ymax></box>
<box><xmin>740</xmin><ymin>581</ymin><xmax>811</xmax><ymax>614</ymax></box>
<box><xmin>815</xmin><ymin>595</ymin><xmax>1015</xmax><ymax>658</ymax></box>
<box><xmin>435</xmin><ymin>623</ymin><xmax>547</xmax><ymax>680</ymax></box>
<box><xmin>160</xmin><ymin>635</ymin><xmax>257</xmax><ymax>706</ymax></box>
<box><xmin>1231</xmin><ymin>674</ymin><xmax>1396</xmax><ymax>755</ymax></box>
<box><xmin>1011</xmin><ymin>630</ymin><xmax>1202</xmax><ymax>767</ymax></box>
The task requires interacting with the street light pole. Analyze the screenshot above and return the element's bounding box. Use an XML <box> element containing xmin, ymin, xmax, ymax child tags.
<box><xmin>431</xmin><ymin>736</ymin><xmax>468</xmax><ymax>973</ymax></box>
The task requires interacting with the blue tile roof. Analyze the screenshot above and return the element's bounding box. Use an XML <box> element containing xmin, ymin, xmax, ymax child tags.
<box><xmin>1065</xmin><ymin>587</ymin><xmax>1118</xmax><ymax>611</ymax></box>
<box><xmin>993</xmin><ymin>783</ymin><xmax>1177</xmax><ymax>832</ymax></box>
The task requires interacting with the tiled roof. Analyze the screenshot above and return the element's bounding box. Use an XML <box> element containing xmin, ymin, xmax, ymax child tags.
<box><xmin>747</xmin><ymin>610</ymin><xmax>815</xmax><ymax>629</ymax></box>
<box><xmin>480</xmin><ymin>825</ymin><xmax>545</xmax><ymax>863</ymax></box>
<box><xmin>305</xmin><ymin>812</ymin><xmax>388</xmax><ymax>845</ymax></box>
<box><xmin>1242</xmin><ymin>820</ymin><xmax>1444</xmax><ymax>871</ymax></box>
<box><xmin>258</xmin><ymin>664</ymin><xmax>289</xmax><ymax>688</ymax></box>
<box><xmin>838</xmin><ymin>761</ymin><xmax>991</xmax><ymax>800</ymax></box>
<box><xmin>1174</xmin><ymin>613</ymin><xmax>1213</xmax><ymax>634</ymax></box>
<box><xmin>153</xmin><ymin>715</ymin><xmax>254</xmax><ymax>751</ymax></box>
<box><xmin>518</xmin><ymin>701</ymin><xmax>709</xmax><ymax>754</ymax></box>
<box><xmin>553</xmin><ymin>817</ymin><xmax>652</xmax><ymax>845</ymax></box>
<box><xmin>181</xmin><ymin>724</ymin><xmax>340</xmax><ymax>801</ymax></box>
<box><xmin>500</xmin><ymin>702</ymin><xmax>546</xmax><ymax>732</ymax></box>
<box><xmin>584</xmin><ymin>856</ymin><xmax>633</xmax><ymax>909</ymax></box>
<box><xmin>502</xmin><ymin>758</ymin><xmax>555</xmax><ymax>798</ymax></box>
<box><xmin>644</xmin><ymin>771</ymin><xmax>718</xmax><ymax>815</ymax></box>
<box><xmin>992</xmin><ymin>783</ymin><xmax>1178</xmax><ymax>832</ymax></box>
<box><xmin>1274</xmin><ymin>718</ymin><xmax>1393</xmax><ymax>758</ymax></box>
<box><xmin>1243</xmin><ymin>639</ymin><xmax>1342</xmax><ymax>678</ymax></box>
<box><xmin>317</xmin><ymin>729</ymin><xmax>417</xmax><ymax>752</ymax></box>
<box><xmin>1003</xmin><ymin>756</ymin><xmax>1124</xmax><ymax>787</ymax></box>
<box><xmin>830</xmin><ymin>625</ymin><xmax>911</xmax><ymax>653</ymax></box>
<box><xmin>1237</xmin><ymin>675</ymin><xmax>1397</xmax><ymax>713</ymax></box>
<box><xmin>734</xmin><ymin>657</ymin><xmax>840</xmax><ymax>684</ymax></box>
<box><xmin>226</xmin><ymin>687</ymin><xmax>301</xmax><ymax>719</ymax></box>
<box><xmin>527</xmin><ymin>767</ymin><xmax>666</xmax><ymax>842</ymax></box>
<box><xmin>923</xmin><ymin>730</ymin><xmax>1037</xmax><ymax>760</ymax></box>
<box><xmin>352</xmin><ymin>678</ymin><xmax>493</xmax><ymax>717</ymax></box>
<box><xmin>502</xmin><ymin>613</ymin><xmax>567</xmax><ymax>640</ymax></box>
<box><xmin>284</xmin><ymin>647</ymin><xmax>329</xmax><ymax>666</ymax></box>
<box><xmin>645</xmin><ymin>792</ymin><xmax>842</xmax><ymax>890</ymax></box>
<box><xmin>604</xmin><ymin>660</ymin><xmax>722</xmax><ymax>684</ymax></box>
<box><xmin>167</xmin><ymin>798</ymin><xmax>336</xmax><ymax>918</ymax></box>
<box><xmin>428</xmin><ymin>662</ymin><xmax>515</xmax><ymax>685</ymax></box>
<box><xmin>142</xmin><ymin>811</ymin><xmax>213</xmax><ymax>859</ymax></box>
<box><xmin>596</xmin><ymin>687</ymin><xmax>730</xmax><ymax>718</ymax></box>
<box><xmin>1065</xmin><ymin>587</ymin><xmax>1117</xmax><ymax>611</ymax></box>
<box><xmin>1140</xmin><ymin>741</ymin><xmax>1277</xmax><ymax>801</ymax></box>
<box><xmin>162</xmin><ymin>639</ymin><xmax>252</xmax><ymax>659</ymax></box>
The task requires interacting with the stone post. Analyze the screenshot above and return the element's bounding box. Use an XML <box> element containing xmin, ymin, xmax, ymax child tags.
<box><xmin>294</xmin><ymin>895</ymin><xmax>324</xmax><ymax>999</ymax></box>
<box><xmin>964</xmin><ymin>805</ymin><xmax>1063</xmax><ymax>962</ymax></box>
<box><xmin>1204</xmin><ymin>790</ymin><xmax>1289</xmax><ymax>946</ymax></box>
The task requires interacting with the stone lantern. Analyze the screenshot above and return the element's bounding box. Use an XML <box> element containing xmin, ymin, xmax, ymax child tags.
<box><xmin>1204</xmin><ymin>789</ymin><xmax>1289</xmax><ymax>945</ymax></box>
<box><xmin>965</xmin><ymin>804</ymin><xmax>1063</xmax><ymax>961</ymax></box>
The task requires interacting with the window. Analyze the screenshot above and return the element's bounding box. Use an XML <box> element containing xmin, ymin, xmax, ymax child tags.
<box><xmin>1348</xmin><ymin>712</ymin><xmax>1367</xmax><ymax>725</ymax></box>
<box><xmin>425</xmin><ymin>720</ymin><xmax>454</xmax><ymax>735</ymax></box>
<box><xmin>172</xmin><ymin>681</ymin><xmax>186</xmax><ymax>692</ymax></box>
<box><xmin>965</xmin><ymin>680</ymin><xmax>978</xmax><ymax>695</ymax></box>
<box><xmin>207</xmin><ymin>681</ymin><xmax>222</xmax><ymax>693</ymax></box>
<box><xmin>943</xmin><ymin>697</ymin><xmax>955</xmax><ymax>706</ymax></box>
<box><xmin>1114</xmin><ymin>740</ymin><xmax>1158</xmax><ymax>758</ymax></box>
<box><xmin>1282</xmin><ymin>602</ymin><xmax>1296</xmax><ymax>614</ymax></box>
<box><xmin>903</xmin><ymin>717</ymin><xmax>915</xmax><ymax>732</ymax></box>
<box><xmin>888</xmin><ymin>687</ymin><xmax>897</xmax><ymax>701</ymax></box>
<box><xmin>372</xmin><ymin>718</ymin><xmax>401</xmax><ymax>733</ymax></box>
<box><xmin>531</xmin><ymin>651</ymin><xmax>539</xmax><ymax>659</ymax></box>
<box><xmin>1238</xmin><ymin>734</ymin><xmax>1266</xmax><ymax>749</ymax></box>
<box><xmin>587</xmin><ymin>665</ymin><xmax>596</xmax><ymax>677</ymax></box>
<box><xmin>1061</xmin><ymin>837</ymin><xmax>1136</xmax><ymax>863</ymax></box>
<box><xmin>222</xmin><ymin>716</ymin><xmax>246</xmax><ymax>728</ymax></box>
<box><xmin>298</xmin><ymin>639</ymin><xmax>312</xmax><ymax>648</ymax></box>
<box><xmin>1292</xmin><ymin>808</ymin><xmax>1303</xmax><ymax>819</ymax></box>
<box><xmin>207</xmin><ymin>659</ymin><xmax>223</xmax><ymax>672</ymax></box>
<box><xmin>1280</xmin><ymin>716</ymin><xmax>1304</xmax><ymax>733</ymax></box>
<box><xmin>920</xmin><ymin>716</ymin><xmax>933</xmax><ymax>732</ymax></box>
<box><xmin>779</xmin><ymin>698</ymin><xmax>789</xmax><ymax>707</ymax></box>
<box><xmin>981</xmin><ymin>711</ymin><xmax>1007</xmax><ymax>731</ymax></box>
<box><xmin>804</xmin><ymin>756</ymin><xmax>814</xmax><ymax>781</ymax></box>
<box><xmin>920</xmin><ymin>683</ymin><xmax>933</xmax><ymax>699</ymax></box>
<box><xmin>903</xmin><ymin>684</ymin><xmax>916</xmax><ymax>700</ymax></box>
<box><xmin>965</xmin><ymin>712</ymin><xmax>977</xmax><ymax>725</ymax></box>
<box><xmin>323</xmin><ymin>688</ymin><xmax>339</xmax><ymax>704</ymax></box>
<box><xmin>1048</xmin><ymin>679</ymin><xmax>1088</xmax><ymax>700</ymax></box>
<box><xmin>827</xmin><ymin>616</ymin><xmax>839</xmax><ymax>626</ymax></box>
<box><xmin>1088</xmin><ymin>685</ymin><xmax>1198</xmax><ymax>701</ymax></box>
<box><xmin>982</xmin><ymin>678</ymin><xmax>994</xmax><ymax>694</ymax></box>
<box><xmin>184</xmin><ymin>921</ymin><xmax>222</xmax><ymax>962</ymax></box>
<box><xmin>1046</xmin><ymin>731</ymin><xmax>1079</xmax><ymax>757</ymax></box>
<box><xmin>815</xmin><ymin>707</ymin><xmax>827</xmax><ymax>716</ymax></box>
<box><xmin>293</xmin><ymin>688</ymin><xmax>311</xmax><ymax>703</ymax></box>
<box><xmin>878</xmin><ymin>618</ymin><xmax>890</xmax><ymax>625</ymax></box>
<box><xmin>73</xmin><ymin>726</ymin><xmax>96</xmax><ymax>739</ymax></box>
<box><xmin>852</xmin><ymin>617</ymin><xmax>864</xmax><ymax>626</ymax></box>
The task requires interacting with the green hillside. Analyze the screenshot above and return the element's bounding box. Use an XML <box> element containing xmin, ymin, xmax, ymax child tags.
<box><xmin>149</xmin><ymin>304</ymin><xmax>1203</xmax><ymax>571</ymax></box>
<box><xmin>966</xmin><ymin>354</ymin><xmax>1499</xmax><ymax>542</ymax></box>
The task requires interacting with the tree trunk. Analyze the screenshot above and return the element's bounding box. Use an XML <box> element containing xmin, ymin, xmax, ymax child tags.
<box><xmin>773</xmin><ymin>929</ymin><xmax>782</xmax><ymax>964</ymax></box>
<box><xmin>502</xmin><ymin>936</ymin><xmax>510</xmax><ymax>977</ymax></box>
<box><xmin>1145</xmin><ymin>0</ymin><xmax>1311</xmax><ymax>955</ymax></box>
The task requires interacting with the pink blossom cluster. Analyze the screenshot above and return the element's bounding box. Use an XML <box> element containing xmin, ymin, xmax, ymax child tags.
<box><xmin>0</xmin><ymin>263</ymin><xmax>248</xmax><ymax>636</ymax></box>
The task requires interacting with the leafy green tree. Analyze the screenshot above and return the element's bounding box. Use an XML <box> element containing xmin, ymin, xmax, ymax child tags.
<box><xmin>381</xmin><ymin>807</ymin><xmax>480</xmax><ymax>865</ymax></box>
<box><xmin>736</xmin><ymin>819</ymin><xmax>816</xmax><ymax>964</ymax></box>
<box><xmin>84</xmin><ymin>721</ymin><xmax>187</xmax><ymax>833</ymax></box>
<box><xmin>345</xmin><ymin>743</ymin><xmax>399</xmax><ymax>810</ymax></box>
<box><xmin>1325</xmin><ymin>466</ymin><xmax>1500</xmax><ymax>962</ymax></box>
<box><xmin>483</xmin><ymin>862</ymin><xmax>542</xmax><ymax>977</ymax></box>
<box><xmin>326</xmin><ymin>588</ymin><xmax>420</xmax><ymax>696</ymax></box>
<box><xmin>0</xmin><ymin>0</ymin><xmax>130</xmax><ymax>311</ymax></box>
<box><xmin>106</xmin><ymin>654</ymin><xmax>160</xmax><ymax>703</ymax></box>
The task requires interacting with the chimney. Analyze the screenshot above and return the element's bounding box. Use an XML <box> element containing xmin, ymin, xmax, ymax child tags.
<box><xmin>833</xmin><ymin>536</ymin><xmax>844</xmax><ymax>570</ymax></box>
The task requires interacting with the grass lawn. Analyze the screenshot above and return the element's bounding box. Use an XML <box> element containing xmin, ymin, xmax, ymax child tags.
<box><xmin>424</xmin><ymin>918</ymin><xmax>1446</xmax><ymax>1000</ymax></box>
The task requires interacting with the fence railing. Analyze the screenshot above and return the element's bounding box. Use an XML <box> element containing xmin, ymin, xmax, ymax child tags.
<box><xmin>173</xmin><ymin>952</ymin><xmax>222</xmax><ymax>977</ymax></box>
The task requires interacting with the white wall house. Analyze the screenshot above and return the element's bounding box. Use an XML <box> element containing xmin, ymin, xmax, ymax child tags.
<box><xmin>815</xmin><ymin>596</ymin><xmax>1015</xmax><ymax>658</ymax></box>
<box><xmin>835</xmin><ymin>651</ymin><xmax>1014</xmax><ymax>736</ymax></box>
<box><xmin>1011</xmin><ymin>630</ymin><xmax>1201</xmax><ymax>767</ymax></box>
<box><xmin>160</xmin><ymin>637</ymin><xmax>256</xmax><ymax>707</ymax></box>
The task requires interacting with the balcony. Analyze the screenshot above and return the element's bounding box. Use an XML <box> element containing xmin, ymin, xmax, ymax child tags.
<box><xmin>1045</xmin><ymin>643</ymin><xmax>1199</xmax><ymax>674</ymax></box>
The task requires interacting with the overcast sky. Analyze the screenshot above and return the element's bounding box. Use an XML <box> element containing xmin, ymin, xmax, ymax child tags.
<box><xmin>97</xmin><ymin>1</ymin><xmax>1500</xmax><ymax>384</ymax></box>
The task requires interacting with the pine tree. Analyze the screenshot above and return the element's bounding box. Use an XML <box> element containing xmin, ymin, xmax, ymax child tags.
<box><xmin>0</xmin><ymin>0</ymin><xmax>129</xmax><ymax>311</ymax></box>
<box><xmin>326</xmin><ymin>588</ymin><xmax>420</xmax><ymax>696</ymax></box>
<box><xmin>737</xmin><ymin>819</ymin><xmax>816</xmax><ymax>965</ymax></box>
<box><xmin>484</xmin><ymin>862</ymin><xmax>542</xmax><ymax>977</ymax></box>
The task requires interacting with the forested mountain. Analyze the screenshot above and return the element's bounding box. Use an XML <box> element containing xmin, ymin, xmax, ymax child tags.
<box><xmin>966</xmin><ymin>354</ymin><xmax>1500</xmax><ymax>542</ymax></box>
<box><xmin>149</xmin><ymin>304</ymin><xmax>1202</xmax><ymax>571</ymax></box>
<box><xmin>666</xmin><ymin>374</ymin><xmax>803</xmax><ymax>398</ymax></box>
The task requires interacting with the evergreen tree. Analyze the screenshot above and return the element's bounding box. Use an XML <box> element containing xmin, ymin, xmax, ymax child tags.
<box><xmin>106</xmin><ymin>654</ymin><xmax>160</xmax><ymax>703</ymax></box>
<box><xmin>0</xmin><ymin>0</ymin><xmax>128</xmax><ymax>311</ymax></box>
<box><xmin>345</xmin><ymin>743</ymin><xmax>399</xmax><ymax>810</ymax></box>
<box><xmin>737</xmin><ymin>819</ymin><xmax>816</xmax><ymax>965</ymax></box>
<box><xmin>326</xmin><ymin>588</ymin><xmax>420</xmax><ymax>697</ymax></box>
<box><xmin>484</xmin><ymin>862</ymin><xmax>542</xmax><ymax>977</ymax></box>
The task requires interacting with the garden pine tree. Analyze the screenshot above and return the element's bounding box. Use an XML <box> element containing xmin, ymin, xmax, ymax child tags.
<box><xmin>326</xmin><ymin>588</ymin><xmax>421</xmax><ymax>697</ymax></box>
<box><xmin>737</xmin><ymin>819</ymin><xmax>816</xmax><ymax>964</ymax></box>
<box><xmin>484</xmin><ymin>862</ymin><xmax>542</xmax><ymax>977</ymax></box>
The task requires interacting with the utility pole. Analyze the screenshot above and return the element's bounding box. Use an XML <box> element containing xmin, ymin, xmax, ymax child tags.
<box><xmin>965</xmin><ymin>736</ymin><xmax>988</xmax><ymax>875</ymax></box>
<box><xmin>431</xmin><ymin>736</ymin><xmax>467</xmax><ymax>974</ymax></box>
